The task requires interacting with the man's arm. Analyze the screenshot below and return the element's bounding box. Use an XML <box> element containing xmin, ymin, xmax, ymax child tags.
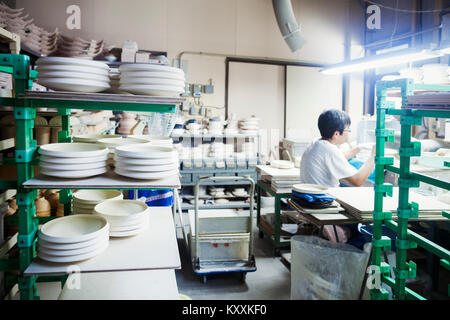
<box><xmin>341</xmin><ymin>146</ymin><xmax>375</xmax><ymax>186</ymax></box>
<box><xmin>343</xmin><ymin>146</ymin><xmax>360</xmax><ymax>160</ymax></box>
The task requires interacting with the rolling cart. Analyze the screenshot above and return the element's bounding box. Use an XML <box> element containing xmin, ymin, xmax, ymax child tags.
<box><xmin>188</xmin><ymin>176</ymin><xmax>257</xmax><ymax>283</ymax></box>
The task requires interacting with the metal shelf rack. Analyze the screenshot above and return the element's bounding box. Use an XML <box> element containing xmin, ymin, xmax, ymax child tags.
<box><xmin>0</xmin><ymin>53</ymin><xmax>184</xmax><ymax>300</ymax></box>
<box><xmin>371</xmin><ymin>78</ymin><xmax>450</xmax><ymax>300</ymax></box>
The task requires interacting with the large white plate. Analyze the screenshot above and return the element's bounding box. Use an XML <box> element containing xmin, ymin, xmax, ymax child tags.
<box><xmin>37</xmin><ymin>71</ymin><xmax>110</xmax><ymax>82</ymax></box>
<box><xmin>39</xmin><ymin>143</ymin><xmax>109</xmax><ymax>158</ymax></box>
<box><xmin>37</xmin><ymin>78</ymin><xmax>110</xmax><ymax>93</ymax></box>
<box><xmin>73</xmin><ymin>134</ymin><xmax>122</xmax><ymax>143</ymax></box>
<box><xmin>72</xmin><ymin>208</ymin><xmax>94</xmax><ymax>215</ymax></box>
<box><xmin>97</xmin><ymin>137</ymin><xmax>150</xmax><ymax>150</ymax></box>
<box><xmin>73</xmin><ymin>189</ymin><xmax>123</xmax><ymax>204</ymax></box>
<box><xmin>39</xmin><ymin>214</ymin><xmax>109</xmax><ymax>244</ymax></box>
<box><xmin>115</xmin><ymin>145</ymin><xmax>176</xmax><ymax>159</ymax></box>
<box><xmin>40</xmin><ymin>154</ymin><xmax>108</xmax><ymax>164</ymax></box>
<box><xmin>38</xmin><ymin>234</ymin><xmax>105</xmax><ymax>250</ymax></box>
<box><xmin>36</xmin><ymin>56</ymin><xmax>110</xmax><ymax>70</ymax></box>
<box><xmin>114</xmin><ymin>168</ymin><xmax>178</xmax><ymax>180</ymax></box>
<box><xmin>39</xmin><ymin>166</ymin><xmax>107</xmax><ymax>178</ymax></box>
<box><xmin>119</xmin><ymin>63</ymin><xmax>184</xmax><ymax>75</ymax></box>
<box><xmin>292</xmin><ymin>183</ymin><xmax>329</xmax><ymax>195</ymax></box>
<box><xmin>119</xmin><ymin>78</ymin><xmax>185</xmax><ymax>87</ymax></box>
<box><xmin>118</xmin><ymin>84</ymin><xmax>184</xmax><ymax>96</ymax></box>
<box><xmin>93</xmin><ymin>199</ymin><xmax>149</xmax><ymax>223</ymax></box>
<box><xmin>120</xmin><ymin>71</ymin><xmax>185</xmax><ymax>81</ymax></box>
<box><xmin>110</xmin><ymin>219</ymin><xmax>148</xmax><ymax>232</ymax></box>
<box><xmin>114</xmin><ymin>162</ymin><xmax>178</xmax><ymax>172</ymax></box>
<box><xmin>37</xmin><ymin>240</ymin><xmax>109</xmax><ymax>263</ymax></box>
<box><xmin>36</xmin><ymin>64</ymin><xmax>110</xmax><ymax>76</ymax></box>
<box><xmin>114</xmin><ymin>155</ymin><xmax>178</xmax><ymax>166</ymax></box>
<box><xmin>40</xmin><ymin>160</ymin><xmax>106</xmax><ymax>171</ymax></box>
<box><xmin>109</xmin><ymin>224</ymin><xmax>149</xmax><ymax>238</ymax></box>
<box><xmin>38</xmin><ymin>238</ymin><xmax>109</xmax><ymax>257</ymax></box>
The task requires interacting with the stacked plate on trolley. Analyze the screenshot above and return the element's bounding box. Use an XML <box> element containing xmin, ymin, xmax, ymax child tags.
<box><xmin>93</xmin><ymin>199</ymin><xmax>150</xmax><ymax>237</ymax></box>
<box><xmin>35</xmin><ymin>57</ymin><xmax>110</xmax><ymax>93</ymax></box>
<box><xmin>118</xmin><ymin>63</ymin><xmax>185</xmax><ymax>96</ymax></box>
<box><xmin>37</xmin><ymin>214</ymin><xmax>110</xmax><ymax>263</ymax></box>
<box><xmin>113</xmin><ymin>144</ymin><xmax>179</xmax><ymax>180</ymax></box>
<box><xmin>39</xmin><ymin>143</ymin><xmax>109</xmax><ymax>178</ymax></box>
<box><xmin>72</xmin><ymin>189</ymin><xmax>123</xmax><ymax>215</ymax></box>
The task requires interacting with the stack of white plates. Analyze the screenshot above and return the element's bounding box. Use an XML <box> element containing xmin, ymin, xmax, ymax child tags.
<box><xmin>36</xmin><ymin>57</ymin><xmax>110</xmax><ymax>93</ymax></box>
<box><xmin>38</xmin><ymin>143</ymin><xmax>109</xmax><ymax>178</ymax></box>
<box><xmin>73</xmin><ymin>134</ymin><xmax>121</xmax><ymax>143</ymax></box>
<box><xmin>114</xmin><ymin>144</ymin><xmax>179</xmax><ymax>180</ymax></box>
<box><xmin>72</xmin><ymin>189</ymin><xmax>123</xmax><ymax>215</ymax></box>
<box><xmin>239</xmin><ymin>117</ymin><xmax>260</xmax><ymax>134</ymax></box>
<box><xmin>37</xmin><ymin>214</ymin><xmax>110</xmax><ymax>263</ymax></box>
<box><xmin>118</xmin><ymin>64</ymin><xmax>185</xmax><ymax>96</ymax></box>
<box><xmin>97</xmin><ymin>136</ymin><xmax>150</xmax><ymax>155</ymax></box>
<box><xmin>93</xmin><ymin>199</ymin><xmax>150</xmax><ymax>237</ymax></box>
<box><xmin>421</xmin><ymin>64</ymin><xmax>450</xmax><ymax>84</ymax></box>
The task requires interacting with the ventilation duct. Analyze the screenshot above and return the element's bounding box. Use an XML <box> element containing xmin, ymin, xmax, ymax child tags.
<box><xmin>272</xmin><ymin>0</ymin><xmax>306</xmax><ymax>52</ymax></box>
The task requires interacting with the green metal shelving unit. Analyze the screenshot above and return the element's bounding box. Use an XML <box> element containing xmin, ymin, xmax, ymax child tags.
<box><xmin>0</xmin><ymin>53</ymin><xmax>184</xmax><ymax>300</ymax></box>
<box><xmin>371</xmin><ymin>78</ymin><xmax>450</xmax><ymax>300</ymax></box>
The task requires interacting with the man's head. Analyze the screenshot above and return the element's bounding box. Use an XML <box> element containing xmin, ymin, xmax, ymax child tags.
<box><xmin>318</xmin><ymin>109</ymin><xmax>351</xmax><ymax>143</ymax></box>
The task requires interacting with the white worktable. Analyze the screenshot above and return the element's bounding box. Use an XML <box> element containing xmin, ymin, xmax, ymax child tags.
<box><xmin>24</xmin><ymin>207</ymin><xmax>181</xmax><ymax>275</ymax></box>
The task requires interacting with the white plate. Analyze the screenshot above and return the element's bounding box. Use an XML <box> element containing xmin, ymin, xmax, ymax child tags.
<box><xmin>39</xmin><ymin>143</ymin><xmax>108</xmax><ymax>158</ymax></box>
<box><xmin>109</xmin><ymin>224</ymin><xmax>149</xmax><ymax>238</ymax></box>
<box><xmin>39</xmin><ymin>160</ymin><xmax>106</xmax><ymax>171</ymax></box>
<box><xmin>72</xmin><ymin>203</ymin><xmax>96</xmax><ymax>211</ymax></box>
<box><xmin>231</xmin><ymin>191</ymin><xmax>249</xmax><ymax>197</ymax></box>
<box><xmin>36</xmin><ymin>64</ymin><xmax>110</xmax><ymax>76</ymax></box>
<box><xmin>94</xmin><ymin>200</ymin><xmax>149</xmax><ymax>224</ymax></box>
<box><xmin>118</xmin><ymin>84</ymin><xmax>184</xmax><ymax>96</ymax></box>
<box><xmin>36</xmin><ymin>56</ymin><xmax>110</xmax><ymax>70</ymax></box>
<box><xmin>37</xmin><ymin>71</ymin><xmax>110</xmax><ymax>82</ymax></box>
<box><xmin>115</xmin><ymin>145</ymin><xmax>176</xmax><ymax>159</ymax></box>
<box><xmin>120</xmin><ymin>71</ymin><xmax>185</xmax><ymax>81</ymax></box>
<box><xmin>40</xmin><ymin>154</ymin><xmax>108</xmax><ymax>164</ymax></box>
<box><xmin>72</xmin><ymin>208</ymin><xmax>94</xmax><ymax>215</ymax></box>
<box><xmin>37</xmin><ymin>240</ymin><xmax>109</xmax><ymax>263</ymax></box>
<box><xmin>37</xmin><ymin>234</ymin><xmax>105</xmax><ymax>250</ymax></box>
<box><xmin>110</xmin><ymin>220</ymin><xmax>148</xmax><ymax>232</ymax></box>
<box><xmin>39</xmin><ymin>214</ymin><xmax>109</xmax><ymax>244</ymax></box>
<box><xmin>106</xmin><ymin>214</ymin><xmax>148</xmax><ymax>228</ymax></box>
<box><xmin>113</xmin><ymin>155</ymin><xmax>178</xmax><ymax>166</ymax></box>
<box><xmin>271</xmin><ymin>160</ymin><xmax>294</xmax><ymax>169</ymax></box>
<box><xmin>37</xmin><ymin>78</ymin><xmax>110</xmax><ymax>93</ymax></box>
<box><xmin>114</xmin><ymin>162</ymin><xmax>178</xmax><ymax>172</ymax></box>
<box><xmin>292</xmin><ymin>183</ymin><xmax>329</xmax><ymax>195</ymax></box>
<box><xmin>73</xmin><ymin>189</ymin><xmax>123</xmax><ymax>204</ymax></box>
<box><xmin>73</xmin><ymin>134</ymin><xmax>122</xmax><ymax>143</ymax></box>
<box><xmin>97</xmin><ymin>137</ymin><xmax>150</xmax><ymax>150</ymax></box>
<box><xmin>120</xmin><ymin>78</ymin><xmax>185</xmax><ymax>87</ymax></box>
<box><xmin>115</xmin><ymin>168</ymin><xmax>178</xmax><ymax>180</ymax></box>
<box><xmin>39</xmin><ymin>166</ymin><xmax>107</xmax><ymax>178</ymax></box>
<box><xmin>38</xmin><ymin>238</ymin><xmax>109</xmax><ymax>257</ymax></box>
<box><xmin>119</xmin><ymin>63</ymin><xmax>184</xmax><ymax>75</ymax></box>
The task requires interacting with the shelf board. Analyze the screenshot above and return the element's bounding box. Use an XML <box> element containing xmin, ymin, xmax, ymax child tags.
<box><xmin>24</xmin><ymin>207</ymin><xmax>180</xmax><ymax>275</ymax></box>
<box><xmin>23</xmin><ymin>170</ymin><xmax>180</xmax><ymax>190</ymax></box>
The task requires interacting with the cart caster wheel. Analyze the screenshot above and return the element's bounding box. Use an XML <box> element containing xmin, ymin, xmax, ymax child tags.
<box><xmin>239</xmin><ymin>272</ymin><xmax>247</xmax><ymax>283</ymax></box>
<box><xmin>201</xmin><ymin>275</ymin><xmax>207</xmax><ymax>284</ymax></box>
<box><xmin>258</xmin><ymin>231</ymin><xmax>264</xmax><ymax>239</ymax></box>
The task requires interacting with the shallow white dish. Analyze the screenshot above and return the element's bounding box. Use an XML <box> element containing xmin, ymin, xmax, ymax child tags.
<box><xmin>37</xmin><ymin>240</ymin><xmax>109</xmax><ymax>263</ymax></box>
<box><xmin>37</xmin><ymin>234</ymin><xmax>103</xmax><ymax>250</ymax></box>
<box><xmin>271</xmin><ymin>160</ymin><xmax>294</xmax><ymax>169</ymax></box>
<box><xmin>40</xmin><ymin>154</ymin><xmax>108</xmax><ymax>164</ymax></box>
<box><xmin>39</xmin><ymin>143</ymin><xmax>108</xmax><ymax>158</ymax></box>
<box><xmin>114</xmin><ymin>162</ymin><xmax>178</xmax><ymax>172</ymax></box>
<box><xmin>38</xmin><ymin>237</ymin><xmax>108</xmax><ymax>257</ymax></box>
<box><xmin>120</xmin><ymin>78</ymin><xmax>185</xmax><ymax>87</ymax></box>
<box><xmin>292</xmin><ymin>183</ymin><xmax>329</xmax><ymax>195</ymax></box>
<box><xmin>119</xmin><ymin>63</ymin><xmax>184</xmax><ymax>75</ymax></box>
<box><xmin>39</xmin><ymin>214</ymin><xmax>109</xmax><ymax>244</ymax></box>
<box><xmin>39</xmin><ymin>166</ymin><xmax>107</xmax><ymax>178</ymax></box>
<box><xmin>37</xmin><ymin>71</ymin><xmax>110</xmax><ymax>82</ymax></box>
<box><xmin>115</xmin><ymin>168</ymin><xmax>178</xmax><ymax>180</ymax></box>
<box><xmin>231</xmin><ymin>191</ymin><xmax>249</xmax><ymax>197</ymax></box>
<box><xmin>73</xmin><ymin>189</ymin><xmax>123</xmax><ymax>204</ymax></box>
<box><xmin>94</xmin><ymin>199</ymin><xmax>149</xmax><ymax>224</ymax></box>
<box><xmin>120</xmin><ymin>71</ymin><xmax>185</xmax><ymax>81</ymax></box>
<box><xmin>113</xmin><ymin>155</ymin><xmax>178</xmax><ymax>166</ymax></box>
<box><xmin>36</xmin><ymin>64</ymin><xmax>109</xmax><ymax>76</ymax></box>
<box><xmin>115</xmin><ymin>145</ymin><xmax>176</xmax><ymax>159</ymax></box>
<box><xmin>40</xmin><ymin>160</ymin><xmax>106</xmax><ymax>171</ymax></box>
<box><xmin>118</xmin><ymin>84</ymin><xmax>184</xmax><ymax>96</ymax></box>
<box><xmin>109</xmin><ymin>224</ymin><xmax>148</xmax><ymax>238</ymax></box>
<box><xmin>73</xmin><ymin>134</ymin><xmax>122</xmax><ymax>143</ymax></box>
<box><xmin>36</xmin><ymin>56</ymin><xmax>110</xmax><ymax>70</ymax></box>
<box><xmin>97</xmin><ymin>137</ymin><xmax>150</xmax><ymax>150</ymax></box>
<box><xmin>72</xmin><ymin>208</ymin><xmax>94</xmax><ymax>215</ymax></box>
<box><xmin>37</xmin><ymin>78</ymin><xmax>110</xmax><ymax>93</ymax></box>
<box><xmin>214</xmin><ymin>198</ymin><xmax>229</xmax><ymax>204</ymax></box>
<box><xmin>109</xmin><ymin>219</ymin><xmax>148</xmax><ymax>232</ymax></box>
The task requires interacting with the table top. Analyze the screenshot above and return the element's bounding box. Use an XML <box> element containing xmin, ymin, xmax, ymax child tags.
<box><xmin>24</xmin><ymin>207</ymin><xmax>181</xmax><ymax>275</ymax></box>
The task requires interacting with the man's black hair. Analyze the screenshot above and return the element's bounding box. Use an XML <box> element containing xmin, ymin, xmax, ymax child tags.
<box><xmin>318</xmin><ymin>109</ymin><xmax>351</xmax><ymax>139</ymax></box>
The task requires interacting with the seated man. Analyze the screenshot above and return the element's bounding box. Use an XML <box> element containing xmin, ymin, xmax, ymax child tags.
<box><xmin>300</xmin><ymin>109</ymin><xmax>375</xmax><ymax>188</ymax></box>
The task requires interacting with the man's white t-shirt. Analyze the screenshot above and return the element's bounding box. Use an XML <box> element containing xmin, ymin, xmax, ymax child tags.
<box><xmin>300</xmin><ymin>139</ymin><xmax>358</xmax><ymax>188</ymax></box>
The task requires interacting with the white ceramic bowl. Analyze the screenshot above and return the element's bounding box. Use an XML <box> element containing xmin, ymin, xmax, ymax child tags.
<box><xmin>109</xmin><ymin>224</ymin><xmax>149</xmax><ymax>237</ymax></box>
<box><xmin>73</xmin><ymin>189</ymin><xmax>123</xmax><ymax>204</ymax></box>
<box><xmin>93</xmin><ymin>199</ymin><xmax>149</xmax><ymax>225</ymax></box>
<box><xmin>114</xmin><ymin>162</ymin><xmax>178</xmax><ymax>172</ymax></box>
<box><xmin>115</xmin><ymin>145</ymin><xmax>176</xmax><ymax>159</ymax></box>
<box><xmin>39</xmin><ymin>143</ymin><xmax>109</xmax><ymax>158</ymax></box>
<box><xmin>36</xmin><ymin>64</ymin><xmax>110</xmax><ymax>76</ymax></box>
<box><xmin>38</xmin><ymin>237</ymin><xmax>108</xmax><ymax>257</ymax></box>
<box><xmin>119</xmin><ymin>63</ymin><xmax>184</xmax><ymax>75</ymax></box>
<box><xmin>39</xmin><ymin>167</ymin><xmax>107</xmax><ymax>178</ymax></box>
<box><xmin>39</xmin><ymin>214</ymin><xmax>109</xmax><ymax>244</ymax></box>
<box><xmin>292</xmin><ymin>183</ymin><xmax>329</xmax><ymax>195</ymax></box>
<box><xmin>36</xmin><ymin>56</ymin><xmax>110</xmax><ymax>70</ymax></box>
<box><xmin>97</xmin><ymin>137</ymin><xmax>150</xmax><ymax>151</ymax></box>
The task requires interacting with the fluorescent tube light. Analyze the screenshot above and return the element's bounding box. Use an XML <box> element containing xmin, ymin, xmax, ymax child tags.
<box><xmin>321</xmin><ymin>49</ymin><xmax>443</xmax><ymax>75</ymax></box>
